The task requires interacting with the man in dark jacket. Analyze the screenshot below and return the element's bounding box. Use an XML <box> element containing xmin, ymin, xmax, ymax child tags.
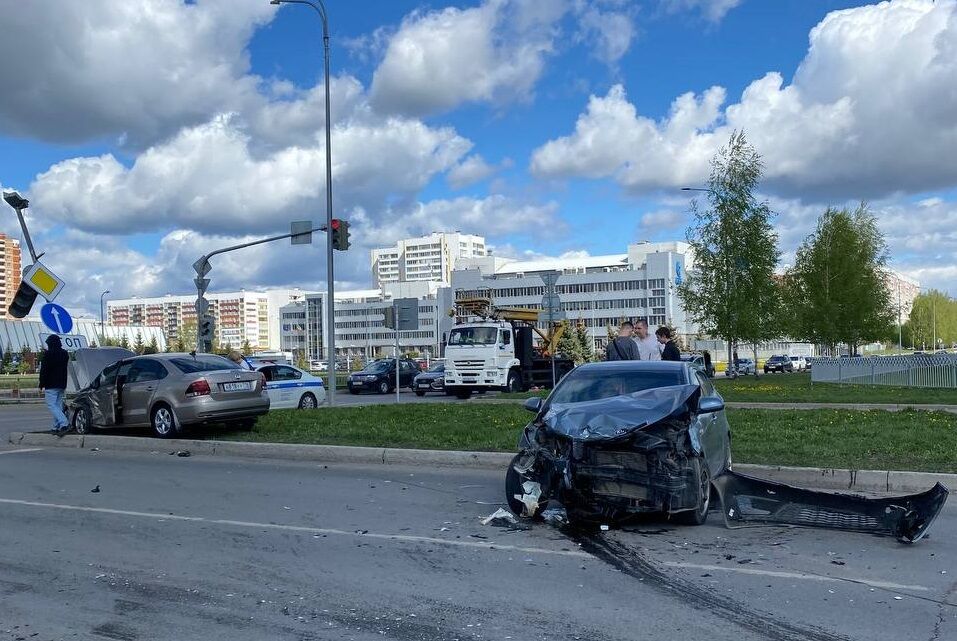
<box><xmin>39</xmin><ymin>335</ymin><xmax>70</xmax><ymax>434</ymax></box>
<box><xmin>656</xmin><ymin>327</ymin><xmax>681</xmax><ymax>361</ymax></box>
<box><xmin>605</xmin><ymin>321</ymin><xmax>641</xmax><ymax>361</ymax></box>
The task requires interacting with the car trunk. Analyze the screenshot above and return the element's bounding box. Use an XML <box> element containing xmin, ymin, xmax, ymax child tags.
<box><xmin>199</xmin><ymin>369</ymin><xmax>263</xmax><ymax>401</ymax></box>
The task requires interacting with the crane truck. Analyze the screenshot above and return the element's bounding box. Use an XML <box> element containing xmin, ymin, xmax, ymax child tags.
<box><xmin>442</xmin><ymin>295</ymin><xmax>575</xmax><ymax>399</ymax></box>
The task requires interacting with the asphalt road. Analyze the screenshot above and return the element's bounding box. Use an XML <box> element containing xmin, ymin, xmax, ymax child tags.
<box><xmin>0</xmin><ymin>447</ymin><xmax>953</xmax><ymax>641</ymax></box>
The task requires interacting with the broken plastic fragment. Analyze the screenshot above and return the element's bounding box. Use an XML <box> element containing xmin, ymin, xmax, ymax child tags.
<box><xmin>541</xmin><ymin>505</ymin><xmax>568</xmax><ymax>526</ymax></box>
<box><xmin>513</xmin><ymin>481</ymin><xmax>542</xmax><ymax>518</ymax></box>
<box><xmin>480</xmin><ymin>508</ymin><xmax>518</xmax><ymax>526</ymax></box>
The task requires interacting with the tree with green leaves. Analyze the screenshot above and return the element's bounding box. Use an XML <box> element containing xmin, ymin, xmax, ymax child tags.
<box><xmin>904</xmin><ymin>290</ymin><xmax>956</xmax><ymax>350</ymax></box>
<box><xmin>783</xmin><ymin>204</ymin><xmax>893</xmax><ymax>355</ymax></box>
<box><xmin>576</xmin><ymin>321</ymin><xmax>595</xmax><ymax>363</ymax></box>
<box><xmin>119</xmin><ymin>334</ymin><xmax>130</xmax><ymax>350</ymax></box>
<box><xmin>144</xmin><ymin>335</ymin><xmax>159</xmax><ymax>355</ymax></box>
<box><xmin>1</xmin><ymin>343</ymin><xmax>12</xmax><ymax>374</ymax></box>
<box><xmin>557</xmin><ymin>321</ymin><xmax>584</xmax><ymax>364</ymax></box>
<box><xmin>678</xmin><ymin>131</ymin><xmax>780</xmax><ymax>376</ymax></box>
<box><xmin>242</xmin><ymin>339</ymin><xmax>253</xmax><ymax>356</ymax></box>
<box><xmin>133</xmin><ymin>331</ymin><xmax>145</xmax><ymax>354</ymax></box>
<box><xmin>179</xmin><ymin>320</ymin><xmax>197</xmax><ymax>352</ymax></box>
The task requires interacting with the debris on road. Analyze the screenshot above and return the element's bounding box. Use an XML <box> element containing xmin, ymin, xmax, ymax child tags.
<box><xmin>169</xmin><ymin>450</ymin><xmax>191</xmax><ymax>457</ymax></box>
<box><xmin>90</xmin><ymin>485</ymin><xmax>100</xmax><ymax>493</ymax></box>
<box><xmin>480</xmin><ymin>508</ymin><xmax>517</xmax><ymax>526</ymax></box>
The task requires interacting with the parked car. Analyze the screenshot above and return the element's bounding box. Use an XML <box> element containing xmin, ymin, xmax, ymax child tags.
<box><xmin>507</xmin><ymin>361</ymin><xmax>731</xmax><ymax>525</ymax></box>
<box><xmin>789</xmin><ymin>356</ymin><xmax>808</xmax><ymax>371</ymax></box>
<box><xmin>764</xmin><ymin>355</ymin><xmax>794</xmax><ymax>374</ymax></box>
<box><xmin>413</xmin><ymin>362</ymin><xmax>448</xmax><ymax>396</ymax></box>
<box><xmin>69</xmin><ymin>351</ymin><xmax>269</xmax><ymax>438</ymax></box>
<box><xmin>725</xmin><ymin>358</ymin><xmax>755</xmax><ymax>376</ymax></box>
<box><xmin>255</xmin><ymin>363</ymin><xmax>326</xmax><ymax>409</ymax></box>
<box><xmin>681</xmin><ymin>353</ymin><xmax>715</xmax><ymax>378</ymax></box>
<box><xmin>347</xmin><ymin>358</ymin><xmax>419</xmax><ymax>394</ymax></box>
<box><xmin>309</xmin><ymin>360</ymin><xmax>328</xmax><ymax>371</ymax></box>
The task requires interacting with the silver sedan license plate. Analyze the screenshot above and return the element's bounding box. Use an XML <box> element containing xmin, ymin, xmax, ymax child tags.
<box><xmin>223</xmin><ymin>381</ymin><xmax>253</xmax><ymax>392</ymax></box>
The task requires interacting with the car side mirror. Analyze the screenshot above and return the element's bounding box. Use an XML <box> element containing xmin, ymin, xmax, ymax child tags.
<box><xmin>699</xmin><ymin>395</ymin><xmax>724</xmax><ymax>414</ymax></box>
<box><xmin>523</xmin><ymin>397</ymin><xmax>543</xmax><ymax>413</ymax></box>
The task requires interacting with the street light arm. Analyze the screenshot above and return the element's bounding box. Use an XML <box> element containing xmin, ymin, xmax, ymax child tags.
<box><xmin>272</xmin><ymin>0</ymin><xmax>328</xmax><ymax>34</ymax></box>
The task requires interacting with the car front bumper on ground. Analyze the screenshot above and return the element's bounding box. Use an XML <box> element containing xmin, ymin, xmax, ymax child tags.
<box><xmin>414</xmin><ymin>377</ymin><xmax>445</xmax><ymax>392</ymax></box>
<box><xmin>347</xmin><ymin>378</ymin><xmax>385</xmax><ymax>392</ymax></box>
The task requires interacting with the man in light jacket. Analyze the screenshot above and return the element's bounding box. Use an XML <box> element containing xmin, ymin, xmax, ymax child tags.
<box><xmin>633</xmin><ymin>319</ymin><xmax>661</xmax><ymax>361</ymax></box>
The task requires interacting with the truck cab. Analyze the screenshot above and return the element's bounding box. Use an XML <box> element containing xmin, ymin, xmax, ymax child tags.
<box><xmin>443</xmin><ymin>321</ymin><xmax>521</xmax><ymax>398</ymax></box>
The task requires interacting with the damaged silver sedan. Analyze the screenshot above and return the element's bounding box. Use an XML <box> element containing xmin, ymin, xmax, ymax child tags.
<box><xmin>507</xmin><ymin>361</ymin><xmax>730</xmax><ymax>525</ymax></box>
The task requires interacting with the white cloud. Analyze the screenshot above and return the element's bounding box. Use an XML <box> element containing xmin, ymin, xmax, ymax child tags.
<box><xmin>662</xmin><ymin>0</ymin><xmax>743</xmax><ymax>22</ymax></box>
<box><xmin>576</xmin><ymin>1</ymin><xmax>637</xmax><ymax>65</ymax></box>
<box><xmin>0</xmin><ymin>0</ymin><xmax>274</xmax><ymax>145</ymax></box>
<box><xmin>531</xmin><ymin>0</ymin><xmax>957</xmax><ymax>201</ymax></box>
<box><xmin>30</xmin><ymin>108</ymin><xmax>471</xmax><ymax>235</ymax></box>
<box><xmin>447</xmin><ymin>155</ymin><xmax>508</xmax><ymax>189</ymax></box>
<box><xmin>639</xmin><ymin>209</ymin><xmax>685</xmax><ymax>230</ymax></box>
<box><xmin>369</xmin><ymin>0</ymin><xmax>567</xmax><ymax>117</ymax></box>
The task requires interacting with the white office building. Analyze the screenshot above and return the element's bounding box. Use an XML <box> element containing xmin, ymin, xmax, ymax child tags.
<box><xmin>371</xmin><ymin>232</ymin><xmax>487</xmax><ymax>288</ymax></box>
<box><xmin>439</xmin><ymin>241</ymin><xmax>695</xmax><ymax>352</ymax></box>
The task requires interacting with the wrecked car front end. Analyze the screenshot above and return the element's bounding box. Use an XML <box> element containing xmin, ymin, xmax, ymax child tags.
<box><xmin>507</xmin><ymin>384</ymin><xmax>714</xmax><ymax>522</ymax></box>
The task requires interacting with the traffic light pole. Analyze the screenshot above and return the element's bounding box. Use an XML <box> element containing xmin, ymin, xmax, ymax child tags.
<box><xmin>193</xmin><ymin>225</ymin><xmax>326</xmax><ymax>353</ymax></box>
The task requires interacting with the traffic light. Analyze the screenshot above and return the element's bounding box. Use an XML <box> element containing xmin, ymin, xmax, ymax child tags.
<box><xmin>7</xmin><ymin>281</ymin><xmax>38</xmax><ymax>319</ymax></box>
<box><xmin>330</xmin><ymin>218</ymin><xmax>350</xmax><ymax>251</ymax></box>
<box><xmin>383</xmin><ymin>306</ymin><xmax>396</xmax><ymax>329</ymax></box>
<box><xmin>199</xmin><ymin>314</ymin><xmax>215</xmax><ymax>350</ymax></box>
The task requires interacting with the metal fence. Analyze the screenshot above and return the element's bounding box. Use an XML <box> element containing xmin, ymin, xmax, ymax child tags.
<box><xmin>811</xmin><ymin>354</ymin><xmax>957</xmax><ymax>388</ymax></box>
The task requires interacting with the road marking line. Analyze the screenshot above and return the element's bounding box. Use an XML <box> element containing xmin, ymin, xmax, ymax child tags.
<box><xmin>0</xmin><ymin>497</ymin><xmax>590</xmax><ymax>559</ymax></box>
<box><xmin>663</xmin><ymin>561</ymin><xmax>929</xmax><ymax>592</ymax></box>
<box><xmin>0</xmin><ymin>448</ymin><xmax>43</xmax><ymax>455</ymax></box>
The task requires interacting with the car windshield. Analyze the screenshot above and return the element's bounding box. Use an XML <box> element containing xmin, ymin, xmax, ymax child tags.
<box><xmin>448</xmin><ymin>327</ymin><xmax>498</xmax><ymax>345</ymax></box>
<box><xmin>427</xmin><ymin>363</ymin><xmax>445</xmax><ymax>373</ymax></box>
<box><xmin>169</xmin><ymin>355</ymin><xmax>240</xmax><ymax>374</ymax></box>
<box><xmin>367</xmin><ymin>361</ymin><xmax>393</xmax><ymax>372</ymax></box>
<box><xmin>548</xmin><ymin>368</ymin><xmax>686</xmax><ymax>404</ymax></box>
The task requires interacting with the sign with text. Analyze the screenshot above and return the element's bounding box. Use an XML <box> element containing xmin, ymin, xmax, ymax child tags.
<box><xmin>40</xmin><ymin>333</ymin><xmax>89</xmax><ymax>352</ymax></box>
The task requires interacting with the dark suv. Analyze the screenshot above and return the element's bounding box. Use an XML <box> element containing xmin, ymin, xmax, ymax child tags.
<box><xmin>764</xmin><ymin>355</ymin><xmax>794</xmax><ymax>374</ymax></box>
<box><xmin>347</xmin><ymin>358</ymin><xmax>419</xmax><ymax>394</ymax></box>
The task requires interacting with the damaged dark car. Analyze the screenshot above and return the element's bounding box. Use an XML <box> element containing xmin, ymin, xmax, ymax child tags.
<box><xmin>506</xmin><ymin>360</ymin><xmax>949</xmax><ymax>543</ymax></box>
<box><xmin>507</xmin><ymin>361</ymin><xmax>730</xmax><ymax>525</ymax></box>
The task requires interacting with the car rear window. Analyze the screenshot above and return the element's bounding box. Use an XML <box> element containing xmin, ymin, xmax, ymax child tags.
<box><xmin>169</xmin><ymin>356</ymin><xmax>240</xmax><ymax>374</ymax></box>
<box><xmin>549</xmin><ymin>369</ymin><xmax>685</xmax><ymax>404</ymax></box>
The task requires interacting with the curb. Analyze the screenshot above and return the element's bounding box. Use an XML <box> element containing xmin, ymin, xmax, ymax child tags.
<box><xmin>726</xmin><ymin>402</ymin><xmax>957</xmax><ymax>413</ymax></box>
<box><xmin>8</xmin><ymin>432</ymin><xmax>954</xmax><ymax>493</ymax></box>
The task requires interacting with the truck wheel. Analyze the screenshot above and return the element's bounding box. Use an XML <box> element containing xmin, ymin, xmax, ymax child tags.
<box><xmin>455</xmin><ymin>389</ymin><xmax>472</xmax><ymax>400</ymax></box>
<box><xmin>504</xmin><ymin>370</ymin><xmax>521</xmax><ymax>393</ymax></box>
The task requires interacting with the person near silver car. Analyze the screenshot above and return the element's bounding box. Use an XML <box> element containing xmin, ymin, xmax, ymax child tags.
<box><xmin>39</xmin><ymin>334</ymin><xmax>70</xmax><ymax>435</ymax></box>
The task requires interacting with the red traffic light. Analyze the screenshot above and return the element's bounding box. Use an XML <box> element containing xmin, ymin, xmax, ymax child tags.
<box><xmin>331</xmin><ymin>218</ymin><xmax>340</xmax><ymax>230</ymax></box>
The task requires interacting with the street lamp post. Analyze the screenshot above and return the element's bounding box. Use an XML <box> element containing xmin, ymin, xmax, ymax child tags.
<box><xmin>100</xmin><ymin>290</ymin><xmax>111</xmax><ymax>342</ymax></box>
<box><xmin>270</xmin><ymin>0</ymin><xmax>336</xmax><ymax>405</ymax></box>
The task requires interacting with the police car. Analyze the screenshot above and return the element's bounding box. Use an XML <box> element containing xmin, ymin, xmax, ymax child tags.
<box><xmin>253</xmin><ymin>362</ymin><xmax>326</xmax><ymax>409</ymax></box>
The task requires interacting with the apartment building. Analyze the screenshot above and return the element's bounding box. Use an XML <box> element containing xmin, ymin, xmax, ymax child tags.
<box><xmin>0</xmin><ymin>234</ymin><xmax>22</xmax><ymax>318</ymax></box>
<box><xmin>371</xmin><ymin>232</ymin><xmax>486</xmax><ymax>288</ymax></box>
<box><xmin>108</xmin><ymin>289</ymin><xmax>305</xmax><ymax>351</ymax></box>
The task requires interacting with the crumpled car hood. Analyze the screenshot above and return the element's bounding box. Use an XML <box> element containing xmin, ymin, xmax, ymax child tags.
<box><xmin>542</xmin><ymin>384</ymin><xmax>699</xmax><ymax>441</ymax></box>
<box><xmin>68</xmin><ymin>347</ymin><xmax>135</xmax><ymax>393</ymax></box>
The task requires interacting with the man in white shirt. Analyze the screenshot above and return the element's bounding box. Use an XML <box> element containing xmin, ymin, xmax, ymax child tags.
<box><xmin>633</xmin><ymin>319</ymin><xmax>662</xmax><ymax>361</ymax></box>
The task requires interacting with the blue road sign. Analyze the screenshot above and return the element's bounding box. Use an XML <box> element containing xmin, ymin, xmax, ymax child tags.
<box><xmin>40</xmin><ymin>303</ymin><xmax>73</xmax><ymax>335</ymax></box>
<box><xmin>675</xmin><ymin>261</ymin><xmax>683</xmax><ymax>286</ymax></box>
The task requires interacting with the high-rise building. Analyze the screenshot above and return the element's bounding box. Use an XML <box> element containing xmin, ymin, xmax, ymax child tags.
<box><xmin>107</xmin><ymin>289</ymin><xmax>305</xmax><ymax>351</ymax></box>
<box><xmin>0</xmin><ymin>234</ymin><xmax>22</xmax><ymax>319</ymax></box>
<box><xmin>371</xmin><ymin>232</ymin><xmax>486</xmax><ymax>287</ymax></box>
<box><xmin>884</xmin><ymin>269</ymin><xmax>920</xmax><ymax>322</ymax></box>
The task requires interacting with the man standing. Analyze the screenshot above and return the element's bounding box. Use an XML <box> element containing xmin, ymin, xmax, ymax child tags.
<box><xmin>605</xmin><ymin>321</ymin><xmax>640</xmax><ymax>361</ymax></box>
<box><xmin>633</xmin><ymin>319</ymin><xmax>661</xmax><ymax>361</ymax></box>
<box><xmin>39</xmin><ymin>335</ymin><xmax>70</xmax><ymax>435</ymax></box>
<box><xmin>656</xmin><ymin>327</ymin><xmax>682</xmax><ymax>361</ymax></box>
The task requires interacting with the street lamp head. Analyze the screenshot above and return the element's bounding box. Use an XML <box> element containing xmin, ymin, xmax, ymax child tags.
<box><xmin>2</xmin><ymin>191</ymin><xmax>28</xmax><ymax>210</ymax></box>
<box><xmin>270</xmin><ymin>0</ymin><xmax>282</xmax><ymax>4</ymax></box>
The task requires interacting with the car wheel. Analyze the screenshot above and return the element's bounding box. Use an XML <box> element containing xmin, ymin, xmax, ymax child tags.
<box><xmin>235</xmin><ymin>419</ymin><xmax>256</xmax><ymax>431</ymax></box>
<box><xmin>504</xmin><ymin>369</ymin><xmax>521</xmax><ymax>393</ymax></box>
<box><xmin>504</xmin><ymin>454</ymin><xmax>546</xmax><ymax>519</ymax></box>
<box><xmin>151</xmin><ymin>403</ymin><xmax>177</xmax><ymax>439</ymax></box>
<box><xmin>298</xmin><ymin>393</ymin><xmax>317</xmax><ymax>409</ymax></box>
<box><xmin>415</xmin><ymin>390</ymin><xmax>426</xmax><ymax>397</ymax></box>
<box><xmin>378</xmin><ymin>381</ymin><xmax>389</xmax><ymax>395</ymax></box>
<box><xmin>72</xmin><ymin>404</ymin><xmax>95</xmax><ymax>435</ymax></box>
<box><xmin>455</xmin><ymin>389</ymin><xmax>472</xmax><ymax>400</ymax></box>
<box><xmin>673</xmin><ymin>458</ymin><xmax>711</xmax><ymax>526</ymax></box>
<box><xmin>349</xmin><ymin>388</ymin><xmax>360</xmax><ymax>395</ymax></box>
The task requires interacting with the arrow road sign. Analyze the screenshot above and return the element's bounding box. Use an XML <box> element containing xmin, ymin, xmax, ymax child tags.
<box><xmin>40</xmin><ymin>303</ymin><xmax>73</xmax><ymax>335</ymax></box>
<box><xmin>194</xmin><ymin>277</ymin><xmax>210</xmax><ymax>293</ymax></box>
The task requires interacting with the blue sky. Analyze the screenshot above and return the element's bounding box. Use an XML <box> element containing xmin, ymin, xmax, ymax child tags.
<box><xmin>1</xmin><ymin>0</ymin><xmax>955</xmax><ymax>314</ymax></box>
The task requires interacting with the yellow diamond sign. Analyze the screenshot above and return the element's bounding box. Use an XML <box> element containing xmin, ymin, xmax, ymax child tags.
<box><xmin>23</xmin><ymin>261</ymin><xmax>65</xmax><ymax>302</ymax></box>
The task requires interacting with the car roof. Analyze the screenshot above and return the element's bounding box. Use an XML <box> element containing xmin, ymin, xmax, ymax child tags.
<box><xmin>575</xmin><ymin>361</ymin><xmax>690</xmax><ymax>373</ymax></box>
